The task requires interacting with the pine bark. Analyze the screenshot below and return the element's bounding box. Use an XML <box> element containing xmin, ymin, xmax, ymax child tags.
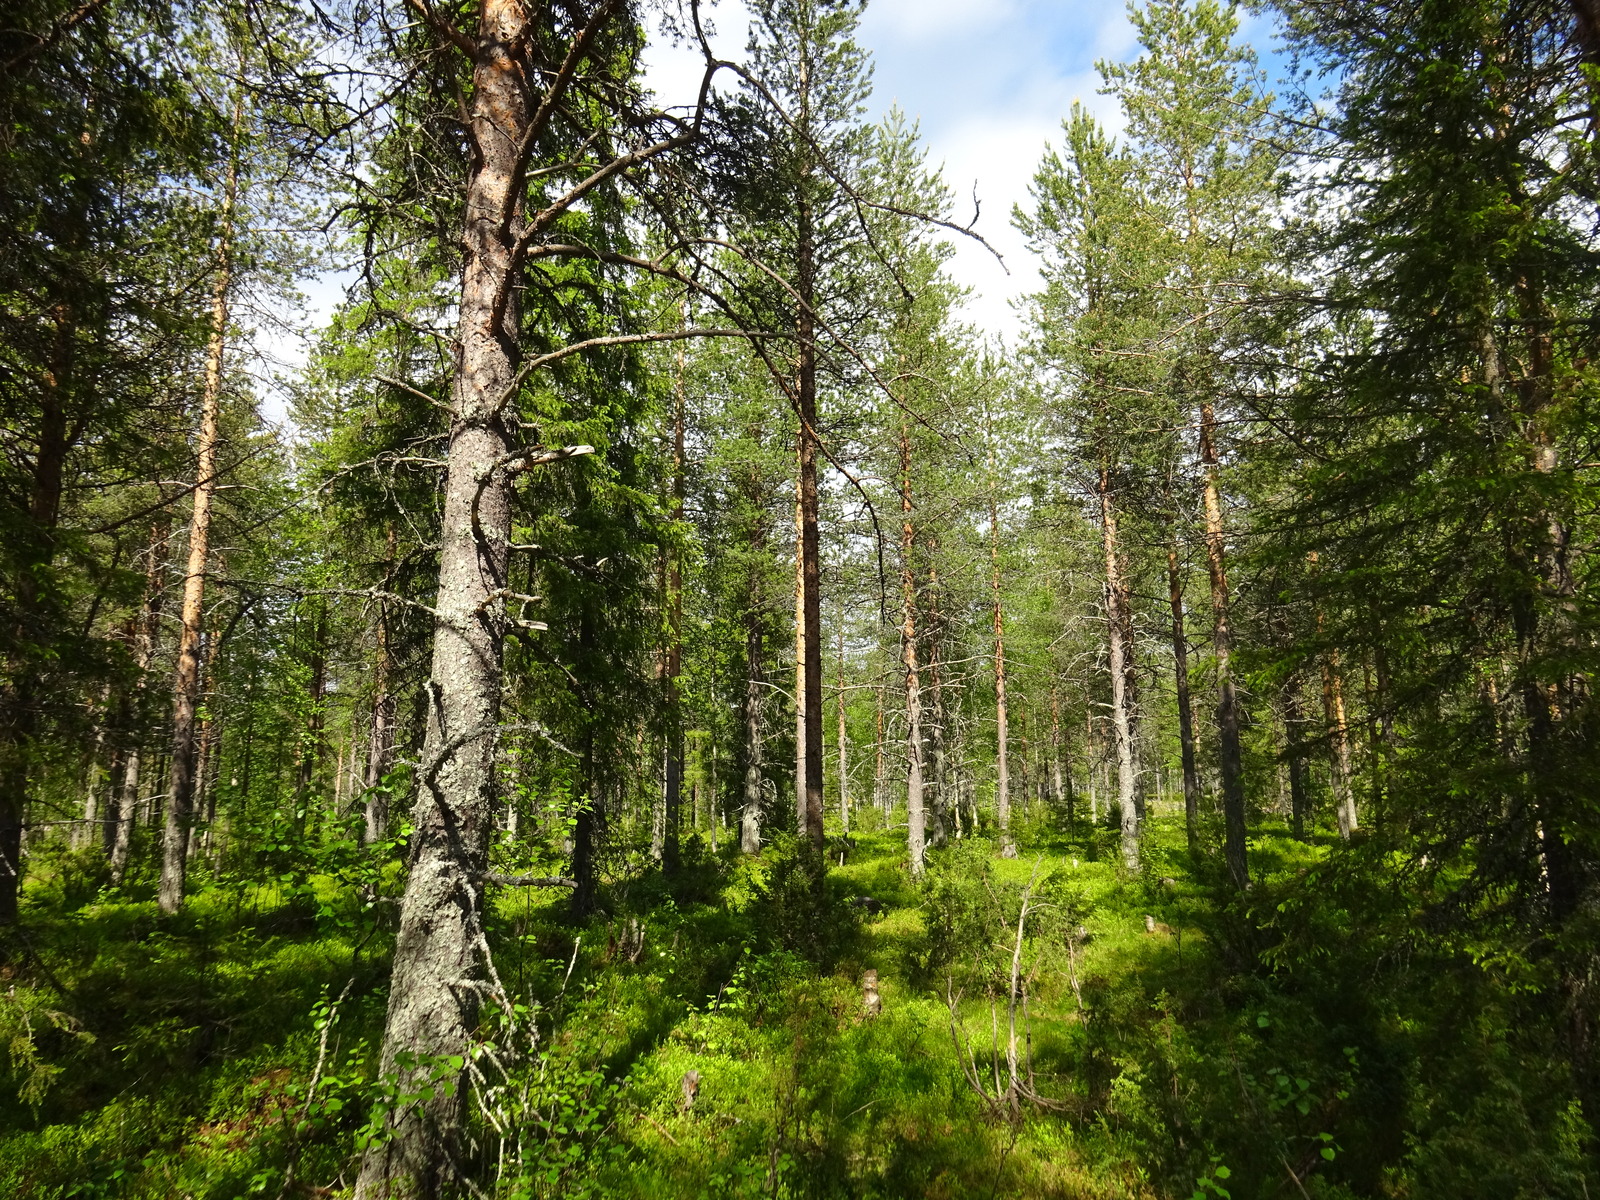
<box><xmin>356</xmin><ymin>2</ymin><xmax>535</xmax><ymax>1189</ymax></box>
<box><xmin>158</xmin><ymin>146</ymin><xmax>235</xmax><ymax>914</ymax></box>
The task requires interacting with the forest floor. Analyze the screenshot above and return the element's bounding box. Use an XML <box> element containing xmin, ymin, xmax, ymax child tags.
<box><xmin>0</xmin><ymin>811</ymin><xmax>1440</xmax><ymax>1199</ymax></box>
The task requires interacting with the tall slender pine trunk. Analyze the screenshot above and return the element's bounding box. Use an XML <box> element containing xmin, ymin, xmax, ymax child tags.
<box><xmin>364</xmin><ymin>524</ymin><xmax>397</xmax><ymax>844</ymax></box>
<box><xmin>836</xmin><ymin>621</ymin><xmax>848</xmax><ymax>836</ymax></box>
<box><xmin>661</xmin><ymin>334</ymin><xmax>686</xmax><ymax>874</ymax></box>
<box><xmin>158</xmin><ymin>136</ymin><xmax>236</xmax><ymax>914</ymax></box>
<box><xmin>926</xmin><ymin>560</ymin><xmax>949</xmax><ymax>848</ymax></box>
<box><xmin>988</xmin><ymin>438</ymin><xmax>1015</xmax><ymax>858</ymax></box>
<box><xmin>899</xmin><ymin>421</ymin><xmax>926</xmax><ymax>875</ymax></box>
<box><xmin>1098</xmin><ymin>468</ymin><xmax>1139</xmax><ymax>873</ymax></box>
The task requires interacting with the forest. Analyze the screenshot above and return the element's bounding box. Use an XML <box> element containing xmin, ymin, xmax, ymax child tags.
<box><xmin>2</xmin><ymin>0</ymin><xmax>1599</xmax><ymax>1195</ymax></box>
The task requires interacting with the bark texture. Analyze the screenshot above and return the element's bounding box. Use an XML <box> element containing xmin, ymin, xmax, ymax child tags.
<box><xmin>158</xmin><ymin>152</ymin><xmax>234</xmax><ymax>915</ymax></box>
<box><xmin>355</xmin><ymin>3</ymin><xmax>532</xmax><ymax>1190</ymax></box>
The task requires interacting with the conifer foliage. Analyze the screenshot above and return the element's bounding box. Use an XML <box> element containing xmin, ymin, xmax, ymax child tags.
<box><xmin>3</xmin><ymin>1</ymin><xmax>1600</xmax><ymax>1197</ymax></box>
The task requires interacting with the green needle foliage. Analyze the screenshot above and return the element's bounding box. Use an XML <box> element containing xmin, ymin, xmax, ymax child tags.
<box><xmin>3</xmin><ymin>0</ymin><xmax>1600</xmax><ymax>1197</ymax></box>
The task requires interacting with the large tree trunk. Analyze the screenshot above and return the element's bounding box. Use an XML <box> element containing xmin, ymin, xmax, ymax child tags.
<box><xmin>1198</xmin><ymin>400</ymin><xmax>1249</xmax><ymax>890</ymax></box>
<box><xmin>356</xmin><ymin>3</ymin><xmax>532</xmax><ymax>1190</ymax></box>
<box><xmin>158</xmin><ymin>149</ymin><xmax>235</xmax><ymax>915</ymax></box>
<box><xmin>1166</xmin><ymin>543</ymin><xmax>1202</xmax><ymax>854</ymax></box>
<box><xmin>899</xmin><ymin>422</ymin><xmax>926</xmax><ymax>875</ymax></box>
<box><xmin>1099</xmin><ymin>468</ymin><xmax>1139</xmax><ymax>874</ymax></box>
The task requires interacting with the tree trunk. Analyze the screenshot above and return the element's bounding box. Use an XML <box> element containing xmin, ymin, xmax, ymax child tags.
<box><xmin>1099</xmin><ymin>468</ymin><xmax>1139</xmax><ymax>874</ymax></box>
<box><xmin>1198</xmin><ymin>400</ymin><xmax>1249</xmax><ymax>889</ymax></box>
<box><xmin>874</xmin><ymin>679</ymin><xmax>886</xmax><ymax>818</ymax></box>
<box><xmin>795</xmin><ymin>277</ymin><xmax>824</xmax><ymax>855</ymax></box>
<box><xmin>355</xmin><ymin>3</ymin><xmax>535</xmax><ymax>1189</ymax></box>
<box><xmin>1049</xmin><ymin>685</ymin><xmax>1064</xmax><ymax>815</ymax></box>
<box><xmin>899</xmin><ymin>422</ymin><xmax>926</xmax><ymax>875</ymax></box>
<box><xmin>0</xmin><ymin>303</ymin><xmax>74</xmax><ymax>922</ymax></box>
<box><xmin>1283</xmin><ymin>673</ymin><xmax>1310</xmax><ymax>841</ymax></box>
<box><xmin>1166</xmin><ymin>544</ymin><xmax>1202</xmax><ymax>854</ymax></box>
<box><xmin>365</xmin><ymin>524</ymin><xmax>397</xmax><ymax>844</ymax></box>
<box><xmin>1320</xmin><ymin>643</ymin><xmax>1357</xmax><ymax>839</ymax></box>
<box><xmin>158</xmin><ymin>143</ymin><xmax>235</xmax><ymax>915</ymax></box>
<box><xmin>742</xmin><ymin>589</ymin><xmax>765</xmax><ymax>855</ymax></box>
<box><xmin>989</xmin><ymin>442</ymin><xmax>1015</xmax><ymax>858</ymax></box>
<box><xmin>661</xmin><ymin>330</ymin><xmax>687</xmax><ymax>874</ymax></box>
<box><xmin>793</xmin><ymin>491</ymin><xmax>806</xmax><ymax>837</ymax></box>
<box><xmin>76</xmin><ymin>684</ymin><xmax>113</xmax><ymax>850</ymax></box>
<box><xmin>110</xmin><ymin>526</ymin><xmax>166</xmax><ymax>886</ymax></box>
<box><xmin>293</xmin><ymin>602</ymin><xmax>329</xmax><ymax>828</ymax></box>
<box><xmin>836</xmin><ymin>621</ymin><xmax>848</xmax><ymax>836</ymax></box>
<box><xmin>926</xmin><ymin>564</ymin><xmax>949</xmax><ymax>849</ymax></box>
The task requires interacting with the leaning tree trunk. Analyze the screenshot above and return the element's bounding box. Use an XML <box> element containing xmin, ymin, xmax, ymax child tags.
<box><xmin>898</xmin><ymin>421</ymin><xmax>927</xmax><ymax>875</ymax></box>
<box><xmin>1098</xmin><ymin>468</ymin><xmax>1139</xmax><ymax>874</ymax></box>
<box><xmin>158</xmin><ymin>144</ymin><xmax>235</xmax><ymax>915</ymax></box>
<box><xmin>355</xmin><ymin>4</ymin><xmax>531</xmax><ymax>1191</ymax></box>
<box><xmin>1166</xmin><ymin>543</ymin><xmax>1202</xmax><ymax>855</ymax></box>
<box><xmin>1198</xmin><ymin>399</ymin><xmax>1249</xmax><ymax>890</ymax></box>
